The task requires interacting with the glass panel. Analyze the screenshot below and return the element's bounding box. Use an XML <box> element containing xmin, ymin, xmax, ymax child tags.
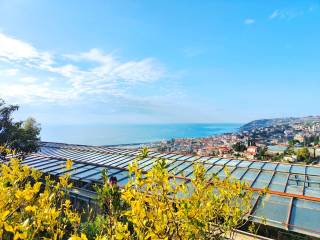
<box><xmin>182</xmin><ymin>165</ymin><xmax>194</xmax><ymax>177</ymax></box>
<box><xmin>171</xmin><ymin>162</ymin><xmax>193</xmax><ymax>175</ymax></box>
<box><xmin>231</xmin><ymin>168</ymin><xmax>247</xmax><ymax>180</ymax></box>
<box><xmin>89</xmin><ymin>155</ymin><xmax>115</xmax><ymax>164</ymax></box>
<box><xmin>169</xmin><ymin>154</ymin><xmax>184</xmax><ymax>159</ymax></box>
<box><xmin>238</xmin><ymin>161</ymin><xmax>252</xmax><ymax>168</ymax></box>
<box><xmin>22</xmin><ymin>156</ymin><xmax>45</xmax><ymax>164</ymax></box>
<box><xmin>185</xmin><ymin>157</ymin><xmax>198</xmax><ymax>161</ymax></box>
<box><xmin>277</xmin><ymin>164</ymin><xmax>291</xmax><ymax>172</ymax></box>
<box><xmin>35</xmin><ymin>161</ymin><xmax>65</xmax><ymax>171</ymax></box>
<box><xmin>162</xmin><ymin>153</ymin><xmax>175</xmax><ymax>158</ymax></box>
<box><xmin>141</xmin><ymin>163</ymin><xmax>154</xmax><ymax>171</ymax></box>
<box><xmin>197</xmin><ymin>157</ymin><xmax>210</xmax><ymax>162</ymax></box>
<box><xmin>252</xmin><ymin>194</ymin><xmax>290</xmax><ymax>230</ymax></box>
<box><xmin>72</xmin><ymin>167</ymin><xmax>102</xmax><ymax>179</ymax></box>
<box><xmin>250</xmin><ymin>162</ymin><xmax>264</xmax><ymax>169</ymax></box>
<box><xmin>217</xmin><ymin>167</ymin><xmax>235</xmax><ymax>179</ymax></box>
<box><xmin>206</xmin><ymin>165</ymin><xmax>223</xmax><ymax>175</ymax></box>
<box><xmin>206</xmin><ymin>158</ymin><xmax>220</xmax><ymax>164</ymax></box>
<box><xmin>138</xmin><ymin>159</ymin><xmax>154</xmax><ymax>169</ymax></box>
<box><xmin>85</xmin><ymin>172</ymin><xmax>102</xmax><ymax>181</ymax></box>
<box><xmin>304</xmin><ymin>187</ymin><xmax>320</xmax><ymax>198</ymax></box>
<box><xmin>215</xmin><ymin>159</ymin><xmax>230</xmax><ymax>165</ymax></box>
<box><xmin>41</xmin><ymin>164</ymin><xmax>65</xmax><ymax>173</ymax></box>
<box><xmin>252</xmin><ymin>171</ymin><xmax>273</xmax><ymax>189</ymax></box>
<box><xmin>286</xmin><ymin>185</ymin><xmax>304</xmax><ymax>195</ymax></box>
<box><xmin>290</xmin><ymin>199</ymin><xmax>320</xmax><ymax>235</ymax></box>
<box><xmin>286</xmin><ymin>174</ymin><xmax>305</xmax><ymax>195</ymax></box>
<box><xmin>263</xmin><ymin>163</ymin><xmax>277</xmax><ymax>171</ymax></box>
<box><xmin>291</xmin><ymin>165</ymin><xmax>305</xmax><ymax>174</ymax></box>
<box><xmin>87</xmin><ymin>155</ymin><xmax>113</xmax><ymax>163</ymax></box>
<box><xmin>52</xmin><ymin>163</ymin><xmax>87</xmax><ymax>174</ymax></box>
<box><xmin>26</xmin><ymin>159</ymin><xmax>53</xmax><ymax>167</ymax></box>
<box><xmin>306</xmin><ymin>175</ymin><xmax>320</xmax><ymax>189</ymax></box>
<box><xmin>112</xmin><ymin>171</ymin><xmax>130</xmax><ymax>182</ymax></box>
<box><xmin>269</xmin><ymin>172</ymin><xmax>289</xmax><ymax>192</ymax></box>
<box><xmin>118</xmin><ymin>177</ymin><xmax>129</xmax><ymax>187</ymax></box>
<box><xmin>177</xmin><ymin>156</ymin><xmax>192</xmax><ymax>161</ymax></box>
<box><xmin>147</xmin><ymin>152</ymin><xmax>161</xmax><ymax>157</ymax></box>
<box><xmin>241</xmin><ymin>169</ymin><xmax>260</xmax><ymax>186</ymax></box>
<box><xmin>167</xmin><ymin>161</ymin><xmax>184</xmax><ymax>170</ymax></box>
<box><xmin>108</xmin><ymin>156</ymin><xmax>128</xmax><ymax>163</ymax></box>
<box><xmin>107</xmin><ymin>168</ymin><xmax>124</xmax><ymax>176</ymax></box>
<box><xmin>114</xmin><ymin>156</ymin><xmax>135</xmax><ymax>166</ymax></box>
<box><xmin>226</xmin><ymin>159</ymin><xmax>240</xmax><ymax>166</ymax></box>
<box><xmin>60</xmin><ymin>165</ymin><xmax>95</xmax><ymax>176</ymax></box>
<box><xmin>306</xmin><ymin>166</ymin><xmax>320</xmax><ymax>176</ymax></box>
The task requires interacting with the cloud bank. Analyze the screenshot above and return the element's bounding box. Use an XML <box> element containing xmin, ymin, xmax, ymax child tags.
<box><xmin>0</xmin><ymin>32</ymin><xmax>166</xmax><ymax>104</ymax></box>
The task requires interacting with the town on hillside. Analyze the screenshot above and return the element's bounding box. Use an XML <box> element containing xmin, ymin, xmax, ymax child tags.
<box><xmin>149</xmin><ymin>116</ymin><xmax>320</xmax><ymax>164</ymax></box>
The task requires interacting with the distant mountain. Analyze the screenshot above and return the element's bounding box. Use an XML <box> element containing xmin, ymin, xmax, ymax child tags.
<box><xmin>240</xmin><ymin>116</ymin><xmax>320</xmax><ymax>131</ymax></box>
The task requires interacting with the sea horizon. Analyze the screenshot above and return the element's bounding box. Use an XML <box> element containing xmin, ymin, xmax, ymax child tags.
<box><xmin>41</xmin><ymin>123</ymin><xmax>243</xmax><ymax>146</ymax></box>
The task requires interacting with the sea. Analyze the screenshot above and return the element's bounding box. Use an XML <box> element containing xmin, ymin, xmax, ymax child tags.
<box><xmin>41</xmin><ymin>123</ymin><xmax>242</xmax><ymax>146</ymax></box>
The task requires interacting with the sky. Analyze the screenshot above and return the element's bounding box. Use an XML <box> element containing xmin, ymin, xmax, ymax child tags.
<box><xmin>0</xmin><ymin>0</ymin><xmax>320</xmax><ymax>125</ymax></box>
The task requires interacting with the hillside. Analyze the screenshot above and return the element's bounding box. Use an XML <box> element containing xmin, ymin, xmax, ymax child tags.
<box><xmin>240</xmin><ymin>116</ymin><xmax>320</xmax><ymax>131</ymax></box>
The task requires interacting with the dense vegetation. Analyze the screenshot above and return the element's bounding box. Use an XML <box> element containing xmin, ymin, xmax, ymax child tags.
<box><xmin>0</xmin><ymin>99</ymin><xmax>41</xmax><ymax>155</ymax></box>
<box><xmin>0</xmin><ymin>148</ymin><xmax>255</xmax><ymax>240</ymax></box>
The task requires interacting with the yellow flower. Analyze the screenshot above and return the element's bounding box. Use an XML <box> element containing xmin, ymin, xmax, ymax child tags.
<box><xmin>66</xmin><ymin>159</ymin><xmax>73</xmax><ymax>170</ymax></box>
<box><xmin>25</xmin><ymin>205</ymin><xmax>37</xmax><ymax>212</ymax></box>
<box><xmin>69</xmin><ymin>233</ymin><xmax>88</xmax><ymax>240</ymax></box>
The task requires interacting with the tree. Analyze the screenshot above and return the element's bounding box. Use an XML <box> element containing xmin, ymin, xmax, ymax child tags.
<box><xmin>256</xmin><ymin>147</ymin><xmax>267</xmax><ymax>160</ymax></box>
<box><xmin>232</xmin><ymin>142</ymin><xmax>247</xmax><ymax>152</ymax></box>
<box><xmin>0</xmin><ymin>99</ymin><xmax>41</xmax><ymax>155</ymax></box>
<box><xmin>288</xmin><ymin>139</ymin><xmax>296</xmax><ymax>147</ymax></box>
<box><xmin>297</xmin><ymin>147</ymin><xmax>310</xmax><ymax>163</ymax></box>
<box><xmin>0</xmin><ymin>99</ymin><xmax>19</xmax><ymax>147</ymax></box>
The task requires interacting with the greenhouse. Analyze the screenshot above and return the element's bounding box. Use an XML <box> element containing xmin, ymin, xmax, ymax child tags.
<box><xmin>11</xmin><ymin>142</ymin><xmax>320</xmax><ymax>238</ymax></box>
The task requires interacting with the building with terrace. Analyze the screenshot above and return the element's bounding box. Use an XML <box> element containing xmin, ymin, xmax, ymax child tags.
<box><xmin>9</xmin><ymin>142</ymin><xmax>320</xmax><ymax>239</ymax></box>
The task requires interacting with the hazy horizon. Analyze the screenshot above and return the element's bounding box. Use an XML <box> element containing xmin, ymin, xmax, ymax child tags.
<box><xmin>40</xmin><ymin>123</ymin><xmax>242</xmax><ymax>145</ymax></box>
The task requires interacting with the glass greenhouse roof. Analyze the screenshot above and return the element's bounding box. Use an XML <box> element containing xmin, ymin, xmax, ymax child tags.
<box><xmin>4</xmin><ymin>141</ymin><xmax>320</xmax><ymax>238</ymax></box>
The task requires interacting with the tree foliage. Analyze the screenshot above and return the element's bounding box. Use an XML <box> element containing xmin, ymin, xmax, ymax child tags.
<box><xmin>232</xmin><ymin>142</ymin><xmax>247</xmax><ymax>152</ymax></box>
<box><xmin>297</xmin><ymin>147</ymin><xmax>311</xmax><ymax>163</ymax></box>
<box><xmin>0</xmin><ymin>99</ymin><xmax>41</xmax><ymax>155</ymax></box>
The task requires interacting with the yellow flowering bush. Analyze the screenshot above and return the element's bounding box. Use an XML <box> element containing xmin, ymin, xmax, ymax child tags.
<box><xmin>79</xmin><ymin>149</ymin><xmax>254</xmax><ymax>240</ymax></box>
<box><xmin>1</xmin><ymin>147</ymin><xmax>255</xmax><ymax>240</ymax></box>
<box><xmin>0</xmin><ymin>149</ymin><xmax>81</xmax><ymax>240</ymax></box>
<box><xmin>120</xmin><ymin>157</ymin><xmax>254</xmax><ymax>240</ymax></box>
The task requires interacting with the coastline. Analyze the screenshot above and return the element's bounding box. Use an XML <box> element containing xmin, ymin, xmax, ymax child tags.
<box><xmin>41</xmin><ymin>123</ymin><xmax>242</xmax><ymax>146</ymax></box>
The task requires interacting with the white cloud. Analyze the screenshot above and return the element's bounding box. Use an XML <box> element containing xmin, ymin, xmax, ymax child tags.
<box><xmin>269</xmin><ymin>10</ymin><xmax>280</xmax><ymax>19</ymax></box>
<box><xmin>0</xmin><ymin>32</ymin><xmax>167</xmax><ymax>104</ymax></box>
<box><xmin>2</xmin><ymin>68</ymin><xmax>19</xmax><ymax>76</ymax></box>
<box><xmin>244</xmin><ymin>18</ymin><xmax>255</xmax><ymax>25</ymax></box>
<box><xmin>269</xmin><ymin>7</ymin><xmax>312</xmax><ymax>20</ymax></box>
<box><xmin>0</xmin><ymin>33</ymin><xmax>53</xmax><ymax>65</ymax></box>
<box><xmin>1</xmin><ymin>83</ymin><xmax>78</xmax><ymax>104</ymax></box>
<box><xmin>19</xmin><ymin>76</ymin><xmax>37</xmax><ymax>83</ymax></box>
<box><xmin>65</xmin><ymin>49</ymin><xmax>164</xmax><ymax>83</ymax></box>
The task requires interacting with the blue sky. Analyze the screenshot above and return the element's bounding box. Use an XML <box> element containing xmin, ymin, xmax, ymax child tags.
<box><xmin>0</xmin><ymin>0</ymin><xmax>320</xmax><ymax>125</ymax></box>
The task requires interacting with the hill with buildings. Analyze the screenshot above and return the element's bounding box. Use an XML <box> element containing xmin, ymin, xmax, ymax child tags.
<box><xmin>241</xmin><ymin>116</ymin><xmax>320</xmax><ymax>132</ymax></box>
